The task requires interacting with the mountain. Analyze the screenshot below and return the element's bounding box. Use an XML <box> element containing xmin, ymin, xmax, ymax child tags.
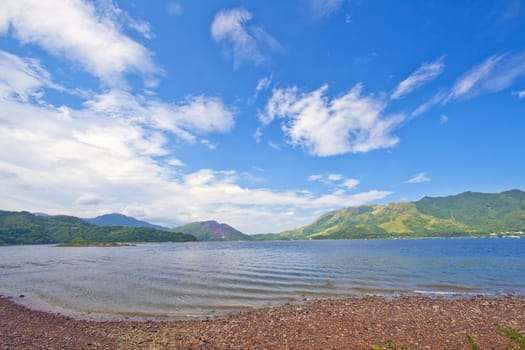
<box><xmin>280</xmin><ymin>190</ymin><xmax>525</xmax><ymax>240</ymax></box>
<box><xmin>0</xmin><ymin>210</ymin><xmax>196</xmax><ymax>245</ymax></box>
<box><xmin>173</xmin><ymin>220</ymin><xmax>252</xmax><ymax>241</ymax></box>
<box><xmin>85</xmin><ymin>213</ymin><xmax>168</xmax><ymax>230</ymax></box>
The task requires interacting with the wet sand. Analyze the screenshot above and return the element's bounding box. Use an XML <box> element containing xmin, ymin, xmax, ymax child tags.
<box><xmin>1</xmin><ymin>295</ymin><xmax>524</xmax><ymax>349</ymax></box>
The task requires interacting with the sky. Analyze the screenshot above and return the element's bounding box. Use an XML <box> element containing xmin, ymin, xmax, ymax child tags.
<box><xmin>0</xmin><ymin>0</ymin><xmax>524</xmax><ymax>233</ymax></box>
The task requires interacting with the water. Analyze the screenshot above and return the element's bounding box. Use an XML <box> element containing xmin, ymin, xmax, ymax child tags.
<box><xmin>0</xmin><ymin>238</ymin><xmax>524</xmax><ymax>320</ymax></box>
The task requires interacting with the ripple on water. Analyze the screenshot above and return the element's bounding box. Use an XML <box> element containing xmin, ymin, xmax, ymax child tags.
<box><xmin>0</xmin><ymin>239</ymin><xmax>524</xmax><ymax>319</ymax></box>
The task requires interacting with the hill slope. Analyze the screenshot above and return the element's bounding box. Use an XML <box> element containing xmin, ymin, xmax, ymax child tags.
<box><xmin>85</xmin><ymin>213</ymin><xmax>167</xmax><ymax>230</ymax></box>
<box><xmin>280</xmin><ymin>190</ymin><xmax>525</xmax><ymax>240</ymax></box>
<box><xmin>0</xmin><ymin>211</ymin><xmax>195</xmax><ymax>245</ymax></box>
<box><xmin>173</xmin><ymin>220</ymin><xmax>252</xmax><ymax>241</ymax></box>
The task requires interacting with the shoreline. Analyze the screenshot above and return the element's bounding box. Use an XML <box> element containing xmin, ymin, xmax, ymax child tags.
<box><xmin>1</xmin><ymin>295</ymin><xmax>524</xmax><ymax>349</ymax></box>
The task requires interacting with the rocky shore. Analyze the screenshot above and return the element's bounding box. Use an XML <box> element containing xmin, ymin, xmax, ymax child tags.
<box><xmin>1</xmin><ymin>295</ymin><xmax>524</xmax><ymax>349</ymax></box>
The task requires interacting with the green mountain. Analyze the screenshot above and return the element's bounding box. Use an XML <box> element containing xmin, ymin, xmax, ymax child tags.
<box><xmin>0</xmin><ymin>210</ymin><xmax>196</xmax><ymax>245</ymax></box>
<box><xmin>84</xmin><ymin>213</ymin><xmax>168</xmax><ymax>230</ymax></box>
<box><xmin>173</xmin><ymin>220</ymin><xmax>252</xmax><ymax>241</ymax></box>
<box><xmin>280</xmin><ymin>190</ymin><xmax>525</xmax><ymax>240</ymax></box>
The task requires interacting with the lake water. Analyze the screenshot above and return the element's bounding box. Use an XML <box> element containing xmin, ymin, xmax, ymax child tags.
<box><xmin>1</xmin><ymin>238</ymin><xmax>524</xmax><ymax>320</ymax></box>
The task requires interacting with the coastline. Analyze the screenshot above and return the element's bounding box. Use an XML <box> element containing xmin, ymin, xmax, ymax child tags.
<box><xmin>1</xmin><ymin>295</ymin><xmax>524</xmax><ymax>349</ymax></box>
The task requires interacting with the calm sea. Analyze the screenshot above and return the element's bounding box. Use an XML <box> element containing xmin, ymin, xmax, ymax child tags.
<box><xmin>0</xmin><ymin>238</ymin><xmax>524</xmax><ymax>320</ymax></box>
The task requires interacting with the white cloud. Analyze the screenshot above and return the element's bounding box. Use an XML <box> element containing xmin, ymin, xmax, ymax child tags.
<box><xmin>253</xmin><ymin>128</ymin><xmax>263</xmax><ymax>143</ymax></box>
<box><xmin>327</xmin><ymin>173</ymin><xmax>343</xmax><ymax>182</ymax></box>
<box><xmin>391</xmin><ymin>57</ymin><xmax>444</xmax><ymax>100</ymax></box>
<box><xmin>267</xmin><ymin>141</ymin><xmax>280</xmax><ymax>150</ymax></box>
<box><xmin>308</xmin><ymin>173</ymin><xmax>359</xmax><ymax>189</ymax></box>
<box><xmin>0</xmin><ymin>50</ymin><xmax>391</xmax><ymax>233</ymax></box>
<box><xmin>166</xmin><ymin>158</ymin><xmax>185</xmax><ymax>167</ymax></box>
<box><xmin>512</xmin><ymin>90</ymin><xmax>525</xmax><ymax>99</ymax></box>
<box><xmin>167</xmin><ymin>2</ymin><xmax>182</xmax><ymax>16</ymax></box>
<box><xmin>84</xmin><ymin>89</ymin><xmax>235</xmax><ymax>142</ymax></box>
<box><xmin>260</xmin><ymin>84</ymin><xmax>404</xmax><ymax>156</ymax></box>
<box><xmin>200</xmin><ymin>139</ymin><xmax>217</xmax><ymax>150</ymax></box>
<box><xmin>255</xmin><ymin>76</ymin><xmax>272</xmax><ymax>93</ymax></box>
<box><xmin>342</xmin><ymin>178</ymin><xmax>359</xmax><ymax>189</ymax></box>
<box><xmin>211</xmin><ymin>8</ymin><xmax>282</xmax><ymax>68</ymax></box>
<box><xmin>450</xmin><ymin>52</ymin><xmax>525</xmax><ymax>100</ymax></box>
<box><xmin>411</xmin><ymin>90</ymin><xmax>447</xmax><ymax>117</ymax></box>
<box><xmin>413</xmin><ymin>51</ymin><xmax>525</xmax><ymax>116</ymax></box>
<box><xmin>95</xmin><ymin>0</ymin><xmax>153</xmax><ymax>39</ymax></box>
<box><xmin>0</xmin><ymin>50</ymin><xmax>59</xmax><ymax>101</ymax></box>
<box><xmin>0</xmin><ymin>0</ymin><xmax>157</xmax><ymax>86</ymax></box>
<box><xmin>440</xmin><ymin>114</ymin><xmax>448</xmax><ymax>125</ymax></box>
<box><xmin>449</xmin><ymin>55</ymin><xmax>504</xmax><ymax>99</ymax></box>
<box><xmin>308</xmin><ymin>0</ymin><xmax>345</xmax><ymax>18</ymax></box>
<box><xmin>308</xmin><ymin>174</ymin><xmax>323</xmax><ymax>182</ymax></box>
<box><xmin>406</xmin><ymin>172</ymin><xmax>430</xmax><ymax>184</ymax></box>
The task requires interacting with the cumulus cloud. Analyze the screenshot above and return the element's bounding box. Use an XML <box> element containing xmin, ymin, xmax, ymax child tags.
<box><xmin>211</xmin><ymin>8</ymin><xmax>283</xmax><ymax>68</ymax></box>
<box><xmin>405</xmin><ymin>172</ymin><xmax>430</xmax><ymax>184</ymax></box>
<box><xmin>0</xmin><ymin>0</ymin><xmax>158</xmax><ymax>86</ymax></box>
<box><xmin>0</xmin><ymin>99</ymin><xmax>390</xmax><ymax>231</ymax></box>
<box><xmin>259</xmin><ymin>84</ymin><xmax>404</xmax><ymax>156</ymax></box>
<box><xmin>391</xmin><ymin>57</ymin><xmax>445</xmax><ymax>99</ymax></box>
<box><xmin>0</xmin><ymin>50</ymin><xmax>391</xmax><ymax>233</ymax></box>
<box><xmin>84</xmin><ymin>89</ymin><xmax>235</xmax><ymax>142</ymax></box>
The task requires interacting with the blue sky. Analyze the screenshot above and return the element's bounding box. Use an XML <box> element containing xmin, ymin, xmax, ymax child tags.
<box><xmin>0</xmin><ymin>0</ymin><xmax>524</xmax><ymax>233</ymax></box>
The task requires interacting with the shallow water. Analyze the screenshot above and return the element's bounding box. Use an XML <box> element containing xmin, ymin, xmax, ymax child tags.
<box><xmin>0</xmin><ymin>238</ymin><xmax>524</xmax><ymax>319</ymax></box>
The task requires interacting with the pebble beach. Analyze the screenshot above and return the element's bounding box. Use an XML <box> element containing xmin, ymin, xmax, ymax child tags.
<box><xmin>1</xmin><ymin>295</ymin><xmax>524</xmax><ymax>349</ymax></box>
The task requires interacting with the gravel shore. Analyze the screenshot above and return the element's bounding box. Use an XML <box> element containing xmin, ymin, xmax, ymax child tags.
<box><xmin>1</xmin><ymin>295</ymin><xmax>524</xmax><ymax>349</ymax></box>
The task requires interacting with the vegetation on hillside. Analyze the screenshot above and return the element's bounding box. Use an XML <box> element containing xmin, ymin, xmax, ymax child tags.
<box><xmin>173</xmin><ymin>220</ymin><xmax>252</xmax><ymax>241</ymax></box>
<box><xmin>280</xmin><ymin>190</ymin><xmax>525</xmax><ymax>240</ymax></box>
<box><xmin>84</xmin><ymin>213</ymin><xmax>168</xmax><ymax>230</ymax></box>
<box><xmin>0</xmin><ymin>211</ymin><xmax>196</xmax><ymax>245</ymax></box>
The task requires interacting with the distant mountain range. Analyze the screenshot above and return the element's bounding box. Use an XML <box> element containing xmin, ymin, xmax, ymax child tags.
<box><xmin>172</xmin><ymin>220</ymin><xmax>251</xmax><ymax>241</ymax></box>
<box><xmin>280</xmin><ymin>189</ymin><xmax>525</xmax><ymax>239</ymax></box>
<box><xmin>0</xmin><ymin>211</ymin><xmax>195</xmax><ymax>245</ymax></box>
<box><xmin>2</xmin><ymin>189</ymin><xmax>524</xmax><ymax>244</ymax></box>
<box><xmin>84</xmin><ymin>213</ymin><xmax>168</xmax><ymax>231</ymax></box>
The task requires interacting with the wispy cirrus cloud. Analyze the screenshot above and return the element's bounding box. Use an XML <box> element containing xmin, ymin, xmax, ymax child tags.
<box><xmin>259</xmin><ymin>84</ymin><xmax>404</xmax><ymax>156</ymax></box>
<box><xmin>211</xmin><ymin>8</ymin><xmax>283</xmax><ymax>68</ymax></box>
<box><xmin>308</xmin><ymin>0</ymin><xmax>345</xmax><ymax>18</ymax></box>
<box><xmin>413</xmin><ymin>51</ymin><xmax>525</xmax><ymax>116</ymax></box>
<box><xmin>405</xmin><ymin>172</ymin><xmax>430</xmax><ymax>184</ymax></box>
<box><xmin>0</xmin><ymin>50</ymin><xmax>60</xmax><ymax>101</ymax></box>
<box><xmin>391</xmin><ymin>57</ymin><xmax>445</xmax><ymax>100</ymax></box>
<box><xmin>448</xmin><ymin>54</ymin><xmax>505</xmax><ymax>99</ymax></box>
